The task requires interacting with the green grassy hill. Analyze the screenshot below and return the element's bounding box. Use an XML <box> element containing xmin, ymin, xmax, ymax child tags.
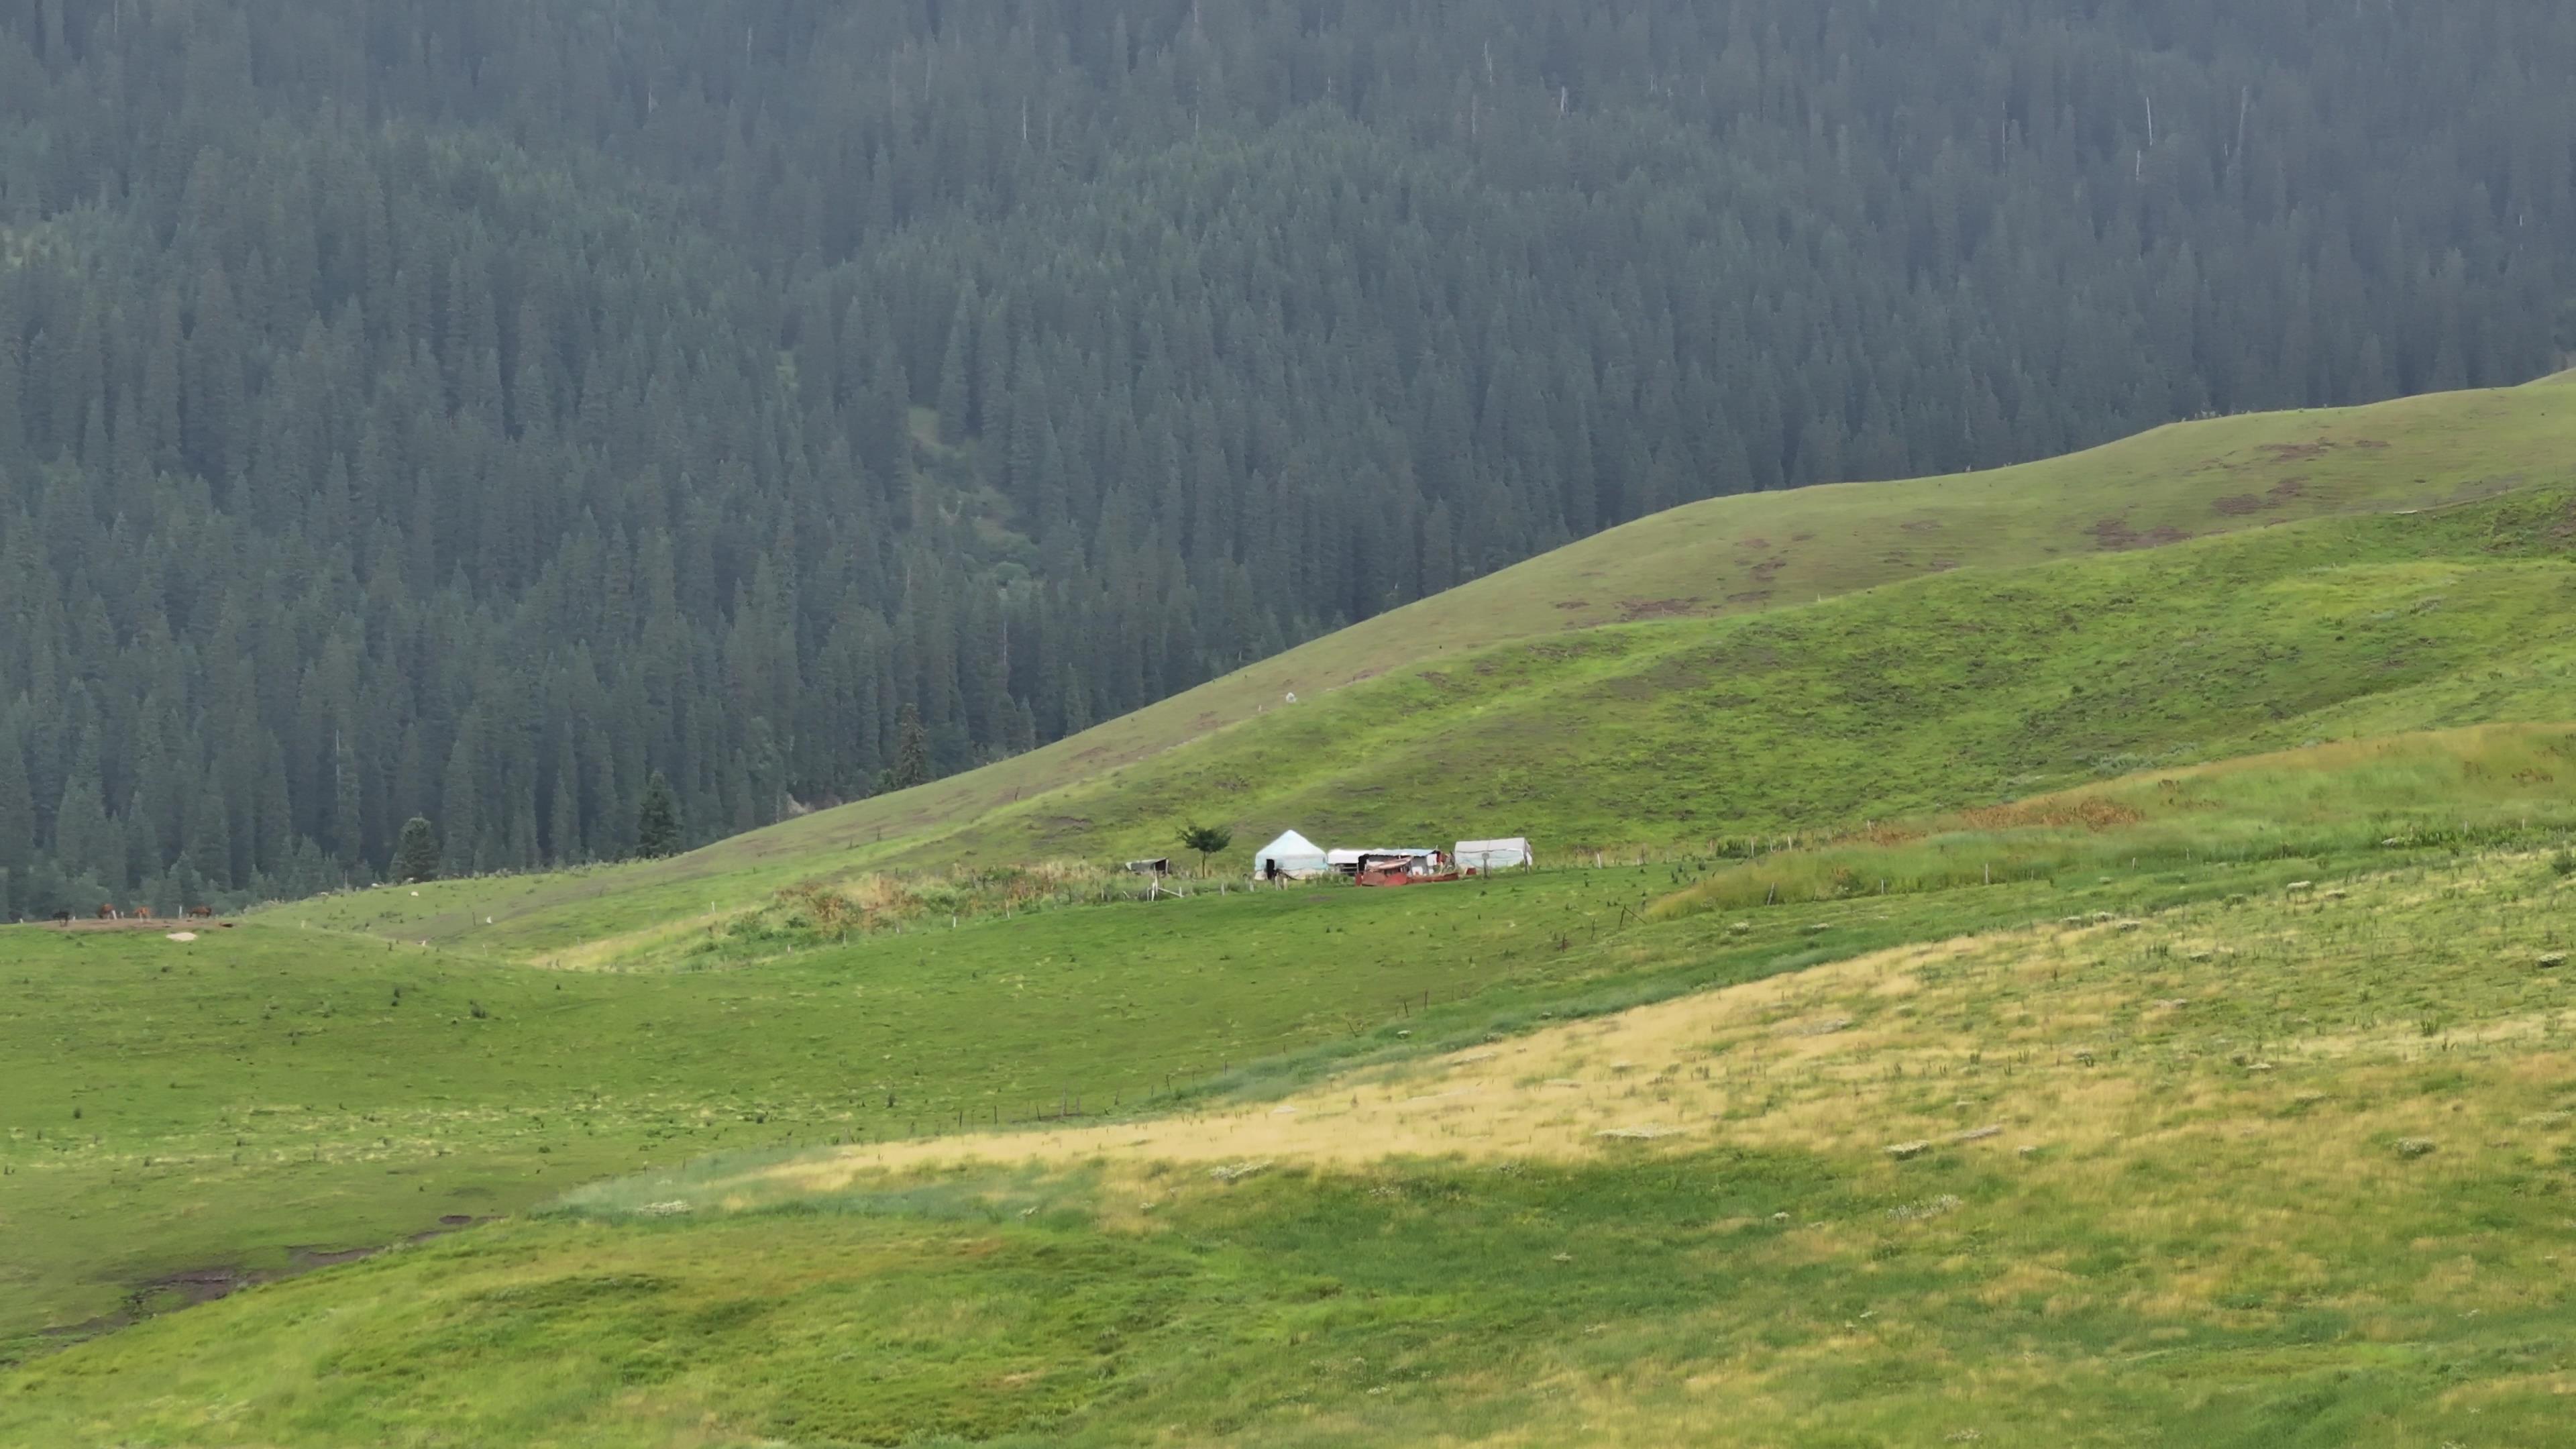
<box><xmin>291</xmin><ymin>374</ymin><xmax>2576</xmax><ymax>964</ymax></box>
<box><xmin>9</xmin><ymin>377</ymin><xmax>2576</xmax><ymax>1444</ymax></box>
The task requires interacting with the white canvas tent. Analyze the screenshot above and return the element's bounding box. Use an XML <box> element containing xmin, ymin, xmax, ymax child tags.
<box><xmin>1252</xmin><ymin>830</ymin><xmax>1331</xmax><ymax>879</ymax></box>
<box><xmin>1455</xmin><ymin>837</ymin><xmax>1534</xmax><ymax>871</ymax></box>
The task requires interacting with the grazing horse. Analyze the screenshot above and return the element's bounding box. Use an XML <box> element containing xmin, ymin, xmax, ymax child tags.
<box><xmin>132</xmin><ymin>906</ymin><xmax>155</xmax><ymax>921</ymax></box>
<box><xmin>54</xmin><ymin>910</ymin><xmax>72</xmax><ymax>926</ymax></box>
<box><xmin>187</xmin><ymin>905</ymin><xmax>216</xmax><ymax>919</ymax></box>
<box><xmin>95</xmin><ymin>904</ymin><xmax>119</xmax><ymax>921</ymax></box>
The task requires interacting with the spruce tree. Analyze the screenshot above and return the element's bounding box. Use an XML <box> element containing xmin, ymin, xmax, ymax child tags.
<box><xmin>393</xmin><ymin>817</ymin><xmax>441</xmax><ymax>883</ymax></box>
<box><xmin>0</xmin><ymin>713</ymin><xmax>34</xmax><ymax>892</ymax></box>
<box><xmin>891</xmin><ymin>704</ymin><xmax>932</xmax><ymax>792</ymax></box>
<box><xmin>635</xmin><ymin>771</ymin><xmax>683</xmax><ymax>859</ymax></box>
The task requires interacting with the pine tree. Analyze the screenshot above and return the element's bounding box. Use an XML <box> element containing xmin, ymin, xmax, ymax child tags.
<box><xmin>53</xmin><ymin>753</ymin><xmax>115</xmax><ymax>894</ymax></box>
<box><xmin>891</xmin><ymin>704</ymin><xmax>932</xmax><ymax>791</ymax></box>
<box><xmin>635</xmin><ymin>770</ymin><xmax>682</xmax><ymax>859</ymax></box>
<box><xmin>0</xmin><ymin>713</ymin><xmax>34</xmax><ymax>894</ymax></box>
<box><xmin>393</xmin><ymin>816</ymin><xmax>441</xmax><ymax>883</ymax></box>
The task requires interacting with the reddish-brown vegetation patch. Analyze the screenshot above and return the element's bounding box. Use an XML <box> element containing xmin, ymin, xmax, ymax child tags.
<box><xmin>33</xmin><ymin>918</ymin><xmax>231</xmax><ymax>934</ymax></box>
<box><xmin>2090</xmin><ymin>519</ymin><xmax>2190</xmax><ymax>550</ymax></box>
<box><xmin>1957</xmin><ymin>797</ymin><xmax>2149</xmax><ymax>831</ymax></box>
<box><xmin>1617</xmin><ymin>598</ymin><xmax>1702</xmax><ymax>622</ymax></box>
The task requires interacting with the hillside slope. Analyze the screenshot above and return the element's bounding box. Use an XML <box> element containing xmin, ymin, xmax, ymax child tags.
<box><xmin>284</xmin><ymin>376</ymin><xmax>2576</xmax><ymax>955</ymax></box>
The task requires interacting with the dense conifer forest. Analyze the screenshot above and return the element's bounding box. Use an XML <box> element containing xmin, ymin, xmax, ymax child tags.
<box><xmin>0</xmin><ymin>0</ymin><xmax>2570</xmax><ymax>914</ymax></box>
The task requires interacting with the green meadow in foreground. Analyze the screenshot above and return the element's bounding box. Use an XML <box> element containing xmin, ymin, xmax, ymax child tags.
<box><xmin>19</xmin><ymin>715</ymin><xmax>2574</xmax><ymax>1362</ymax></box>
<box><xmin>9</xmin><ymin>841</ymin><xmax>2573</xmax><ymax>1446</ymax></box>
<box><xmin>275</xmin><ymin>374</ymin><xmax>2576</xmax><ymax>957</ymax></box>
<box><xmin>0</xmin><ymin>863</ymin><xmax>2107</xmax><ymax>1356</ymax></box>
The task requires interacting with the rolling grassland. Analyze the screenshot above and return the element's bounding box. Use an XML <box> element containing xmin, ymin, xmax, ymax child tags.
<box><xmin>9</xmin><ymin>840</ymin><xmax>2571</xmax><ymax>1446</ymax></box>
<box><xmin>17</xmin><ymin>720</ymin><xmax>2573</xmax><ymax>1371</ymax></box>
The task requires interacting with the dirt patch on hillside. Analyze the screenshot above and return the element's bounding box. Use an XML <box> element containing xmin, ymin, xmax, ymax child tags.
<box><xmin>138</xmin><ymin>1268</ymin><xmax>254</xmax><ymax>1308</ymax></box>
<box><xmin>1618</xmin><ymin>598</ymin><xmax>1703</xmax><ymax>622</ymax></box>
<box><xmin>53</xmin><ymin>1212</ymin><xmax>508</xmax><ymax>1347</ymax></box>
<box><xmin>1956</xmin><ymin>797</ymin><xmax>2147</xmax><ymax>831</ymax></box>
<box><xmin>2210</xmin><ymin>494</ymin><xmax>2266</xmax><ymax>516</ymax></box>
<box><xmin>2090</xmin><ymin>519</ymin><xmax>2190</xmax><ymax>551</ymax></box>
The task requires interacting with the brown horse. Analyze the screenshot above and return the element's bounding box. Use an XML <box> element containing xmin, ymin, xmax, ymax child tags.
<box><xmin>187</xmin><ymin>905</ymin><xmax>216</xmax><ymax>919</ymax></box>
<box><xmin>95</xmin><ymin>904</ymin><xmax>119</xmax><ymax>921</ymax></box>
<box><xmin>132</xmin><ymin>906</ymin><xmax>155</xmax><ymax>921</ymax></box>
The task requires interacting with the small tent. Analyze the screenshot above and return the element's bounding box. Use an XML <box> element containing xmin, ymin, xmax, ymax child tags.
<box><xmin>1252</xmin><ymin>830</ymin><xmax>1331</xmax><ymax>880</ymax></box>
<box><xmin>1455</xmin><ymin>837</ymin><xmax>1534</xmax><ymax>871</ymax></box>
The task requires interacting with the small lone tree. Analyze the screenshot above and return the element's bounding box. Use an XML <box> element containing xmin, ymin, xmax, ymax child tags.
<box><xmin>393</xmin><ymin>817</ymin><xmax>441</xmax><ymax>884</ymax></box>
<box><xmin>636</xmin><ymin>771</ymin><xmax>683</xmax><ymax>859</ymax></box>
<box><xmin>891</xmin><ymin>703</ymin><xmax>932</xmax><ymax>791</ymax></box>
<box><xmin>1177</xmin><ymin>821</ymin><xmax>1233</xmax><ymax>872</ymax></box>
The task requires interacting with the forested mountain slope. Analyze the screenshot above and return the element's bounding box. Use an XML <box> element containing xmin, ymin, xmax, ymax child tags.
<box><xmin>2</xmin><ymin>1</ymin><xmax>2573</xmax><ymax>920</ymax></box>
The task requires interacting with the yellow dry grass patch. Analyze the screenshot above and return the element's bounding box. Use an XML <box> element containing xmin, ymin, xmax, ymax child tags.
<box><xmin>540</xmin><ymin>908</ymin><xmax>744</xmax><ymax>971</ymax></box>
<box><xmin>724</xmin><ymin>897</ymin><xmax>2572</xmax><ymax>1219</ymax></box>
<box><xmin>673</xmin><ymin>871</ymin><xmax>2576</xmax><ymax>1356</ymax></box>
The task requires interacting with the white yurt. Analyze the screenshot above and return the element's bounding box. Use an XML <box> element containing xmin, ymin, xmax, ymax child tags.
<box><xmin>1252</xmin><ymin>830</ymin><xmax>1331</xmax><ymax>879</ymax></box>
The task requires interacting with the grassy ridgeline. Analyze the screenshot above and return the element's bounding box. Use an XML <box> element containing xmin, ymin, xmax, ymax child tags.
<box><xmin>11</xmin><ymin>847</ymin><xmax>2573</xmax><ymax>1446</ymax></box>
<box><xmin>327</xmin><ymin>478</ymin><xmax>2576</xmax><ymax>967</ymax></box>
<box><xmin>266</xmin><ymin>377</ymin><xmax>2576</xmax><ymax>957</ymax></box>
